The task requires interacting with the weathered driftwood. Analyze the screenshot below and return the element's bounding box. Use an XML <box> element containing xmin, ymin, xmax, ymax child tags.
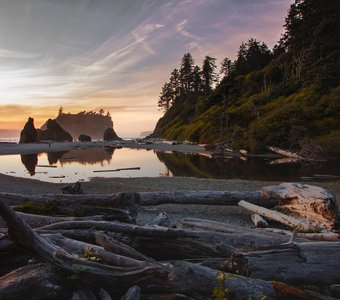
<box><xmin>0</xmin><ymin>192</ymin><xmax>138</xmax><ymax>223</ymax></box>
<box><xmin>71</xmin><ymin>289</ymin><xmax>97</xmax><ymax>300</ymax></box>
<box><xmin>138</xmin><ymin>190</ymin><xmax>277</xmax><ymax>207</ymax></box>
<box><xmin>0</xmin><ymin>212</ymin><xmax>126</xmax><ymax>229</ymax></box>
<box><xmin>238</xmin><ymin>200</ymin><xmax>319</xmax><ymax>231</ymax></box>
<box><xmin>120</xmin><ymin>286</ymin><xmax>140</xmax><ymax>300</ymax></box>
<box><xmin>0</xmin><ymin>263</ymin><xmax>64</xmax><ymax>300</ymax></box>
<box><xmin>37</xmin><ymin>218</ymin><xmax>310</xmax><ymax>260</ymax></box>
<box><xmin>0</xmin><ymin>198</ymin><xmax>295</xmax><ymax>300</ymax></box>
<box><xmin>251</xmin><ymin>214</ymin><xmax>268</xmax><ymax>228</ymax></box>
<box><xmin>230</xmin><ymin>241</ymin><xmax>340</xmax><ymax>286</ymax></box>
<box><xmin>261</xmin><ymin>182</ymin><xmax>338</xmax><ymax>230</ymax></box>
<box><xmin>266</xmin><ymin>146</ymin><xmax>303</xmax><ymax>159</ymax></box>
<box><xmin>261</xmin><ymin>228</ymin><xmax>340</xmax><ymax>241</ymax></box>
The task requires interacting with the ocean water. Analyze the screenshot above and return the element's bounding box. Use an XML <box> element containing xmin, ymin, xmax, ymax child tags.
<box><xmin>0</xmin><ymin>138</ymin><xmax>19</xmax><ymax>143</ymax></box>
<box><xmin>0</xmin><ymin>147</ymin><xmax>339</xmax><ymax>183</ymax></box>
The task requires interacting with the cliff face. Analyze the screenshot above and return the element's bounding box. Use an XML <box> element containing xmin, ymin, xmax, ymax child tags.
<box><xmin>41</xmin><ymin>112</ymin><xmax>114</xmax><ymax>140</ymax></box>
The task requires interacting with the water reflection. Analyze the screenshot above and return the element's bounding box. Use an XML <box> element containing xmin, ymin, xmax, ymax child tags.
<box><xmin>156</xmin><ymin>152</ymin><xmax>340</xmax><ymax>181</ymax></box>
<box><xmin>21</xmin><ymin>154</ymin><xmax>38</xmax><ymax>176</ymax></box>
<box><xmin>6</xmin><ymin>148</ymin><xmax>340</xmax><ymax>183</ymax></box>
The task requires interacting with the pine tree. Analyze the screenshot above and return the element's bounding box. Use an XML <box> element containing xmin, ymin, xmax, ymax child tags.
<box><xmin>202</xmin><ymin>56</ymin><xmax>217</xmax><ymax>94</ymax></box>
<box><xmin>179</xmin><ymin>53</ymin><xmax>195</xmax><ymax>93</ymax></box>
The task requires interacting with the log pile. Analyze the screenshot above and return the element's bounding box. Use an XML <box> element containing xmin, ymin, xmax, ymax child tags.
<box><xmin>0</xmin><ymin>183</ymin><xmax>339</xmax><ymax>299</ymax></box>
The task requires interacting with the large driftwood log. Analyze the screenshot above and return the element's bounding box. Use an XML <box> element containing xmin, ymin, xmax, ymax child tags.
<box><xmin>261</xmin><ymin>228</ymin><xmax>340</xmax><ymax>241</ymax></box>
<box><xmin>261</xmin><ymin>183</ymin><xmax>338</xmax><ymax>230</ymax></box>
<box><xmin>0</xmin><ymin>192</ymin><xmax>139</xmax><ymax>220</ymax></box>
<box><xmin>138</xmin><ymin>191</ymin><xmax>276</xmax><ymax>207</ymax></box>
<box><xmin>0</xmin><ymin>212</ymin><xmax>129</xmax><ymax>229</ymax></box>
<box><xmin>230</xmin><ymin>242</ymin><xmax>340</xmax><ymax>286</ymax></box>
<box><xmin>37</xmin><ymin>219</ymin><xmax>308</xmax><ymax>260</ymax></box>
<box><xmin>0</xmin><ymin>263</ymin><xmax>65</xmax><ymax>300</ymax></box>
<box><xmin>0</xmin><ymin>190</ymin><xmax>277</xmax><ymax>209</ymax></box>
<box><xmin>238</xmin><ymin>200</ymin><xmax>319</xmax><ymax>231</ymax></box>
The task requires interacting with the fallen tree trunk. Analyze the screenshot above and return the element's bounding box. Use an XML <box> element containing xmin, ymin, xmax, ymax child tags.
<box><xmin>138</xmin><ymin>191</ymin><xmax>276</xmax><ymax>207</ymax></box>
<box><xmin>37</xmin><ymin>219</ymin><xmax>309</xmax><ymax>259</ymax></box>
<box><xmin>0</xmin><ymin>212</ymin><xmax>132</xmax><ymax>229</ymax></box>
<box><xmin>0</xmin><ymin>190</ymin><xmax>277</xmax><ymax>209</ymax></box>
<box><xmin>260</xmin><ymin>228</ymin><xmax>340</xmax><ymax>241</ymax></box>
<box><xmin>261</xmin><ymin>183</ymin><xmax>338</xmax><ymax>230</ymax></box>
<box><xmin>230</xmin><ymin>242</ymin><xmax>340</xmax><ymax>286</ymax></box>
<box><xmin>0</xmin><ymin>192</ymin><xmax>139</xmax><ymax>219</ymax></box>
<box><xmin>0</xmin><ymin>263</ymin><xmax>65</xmax><ymax>300</ymax></box>
<box><xmin>238</xmin><ymin>200</ymin><xmax>319</xmax><ymax>231</ymax></box>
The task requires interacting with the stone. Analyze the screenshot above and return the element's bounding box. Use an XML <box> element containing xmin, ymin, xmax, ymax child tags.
<box><xmin>37</xmin><ymin>119</ymin><xmax>73</xmax><ymax>142</ymax></box>
<box><xmin>78</xmin><ymin>134</ymin><xmax>92</xmax><ymax>142</ymax></box>
<box><xmin>103</xmin><ymin>127</ymin><xmax>122</xmax><ymax>141</ymax></box>
<box><xmin>19</xmin><ymin>117</ymin><xmax>38</xmax><ymax>143</ymax></box>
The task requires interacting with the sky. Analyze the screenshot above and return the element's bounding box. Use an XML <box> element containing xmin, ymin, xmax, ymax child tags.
<box><xmin>0</xmin><ymin>0</ymin><xmax>293</xmax><ymax>138</ymax></box>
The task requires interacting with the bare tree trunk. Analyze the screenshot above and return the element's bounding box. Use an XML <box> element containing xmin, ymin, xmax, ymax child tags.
<box><xmin>230</xmin><ymin>242</ymin><xmax>340</xmax><ymax>286</ymax></box>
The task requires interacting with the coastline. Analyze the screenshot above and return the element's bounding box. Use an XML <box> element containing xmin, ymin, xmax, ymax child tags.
<box><xmin>0</xmin><ymin>140</ymin><xmax>208</xmax><ymax>156</ymax></box>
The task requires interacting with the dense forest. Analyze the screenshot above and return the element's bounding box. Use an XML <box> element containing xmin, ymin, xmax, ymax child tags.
<box><xmin>42</xmin><ymin>108</ymin><xmax>114</xmax><ymax>140</ymax></box>
<box><xmin>152</xmin><ymin>0</ymin><xmax>340</xmax><ymax>156</ymax></box>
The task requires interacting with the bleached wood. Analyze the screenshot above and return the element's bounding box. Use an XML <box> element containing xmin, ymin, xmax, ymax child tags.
<box><xmin>238</xmin><ymin>200</ymin><xmax>318</xmax><ymax>231</ymax></box>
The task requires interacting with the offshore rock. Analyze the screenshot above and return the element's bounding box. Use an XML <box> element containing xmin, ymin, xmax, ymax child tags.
<box><xmin>19</xmin><ymin>117</ymin><xmax>38</xmax><ymax>143</ymax></box>
<box><xmin>37</xmin><ymin>119</ymin><xmax>73</xmax><ymax>142</ymax></box>
<box><xmin>78</xmin><ymin>134</ymin><xmax>92</xmax><ymax>142</ymax></box>
<box><xmin>103</xmin><ymin>127</ymin><xmax>122</xmax><ymax>141</ymax></box>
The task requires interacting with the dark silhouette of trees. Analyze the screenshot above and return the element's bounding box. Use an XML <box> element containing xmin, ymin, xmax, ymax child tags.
<box><xmin>202</xmin><ymin>56</ymin><xmax>217</xmax><ymax>94</ymax></box>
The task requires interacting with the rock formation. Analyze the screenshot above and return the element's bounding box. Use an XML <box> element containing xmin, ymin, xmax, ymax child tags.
<box><xmin>19</xmin><ymin>118</ymin><xmax>38</xmax><ymax>143</ymax></box>
<box><xmin>103</xmin><ymin>127</ymin><xmax>122</xmax><ymax>141</ymax></box>
<box><xmin>37</xmin><ymin>119</ymin><xmax>73</xmax><ymax>142</ymax></box>
<box><xmin>78</xmin><ymin>134</ymin><xmax>92</xmax><ymax>142</ymax></box>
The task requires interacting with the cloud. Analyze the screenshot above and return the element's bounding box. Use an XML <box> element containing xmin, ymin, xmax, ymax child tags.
<box><xmin>0</xmin><ymin>48</ymin><xmax>39</xmax><ymax>59</ymax></box>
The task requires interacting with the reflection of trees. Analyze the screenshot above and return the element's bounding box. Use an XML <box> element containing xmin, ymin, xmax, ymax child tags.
<box><xmin>21</xmin><ymin>154</ymin><xmax>38</xmax><ymax>176</ymax></box>
<box><xmin>47</xmin><ymin>148</ymin><xmax>115</xmax><ymax>166</ymax></box>
<box><xmin>155</xmin><ymin>152</ymin><xmax>305</xmax><ymax>181</ymax></box>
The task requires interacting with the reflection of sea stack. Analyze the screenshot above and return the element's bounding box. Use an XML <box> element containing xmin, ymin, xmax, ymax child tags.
<box><xmin>19</xmin><ymin>117</ymin><xmax>38</xmax><ymax>143</ymax></box>
<box><xmin>21</xmin><ymin>153</ymin><xmax>38</xmax><ymax>176</ymax></box>
<box><xmin>37</xmin><ymin>119</ymin><xmax>73</xmax><ymax>142</ymax></box>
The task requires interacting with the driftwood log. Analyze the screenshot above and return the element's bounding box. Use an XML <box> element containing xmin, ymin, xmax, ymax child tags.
<box><xmin>238</xmin><ymin>200</ymin><xmax>319</xmax><ymax>231</ymax></box>
<box><xmin>261</xmin><ymin>182</ymin><xmax>338</xmax><ymax>230</ymax></box>
<box><xmin>230</xmin><ymin>241</ymin><xmax>340</xmax><ymax>286</ymax></box>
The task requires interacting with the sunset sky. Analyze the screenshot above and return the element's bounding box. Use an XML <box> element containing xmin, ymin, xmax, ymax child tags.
<box><xmin>0</xmin><ymin>0</ymin><xmax>293</xmax><ymax>138</ymax></box>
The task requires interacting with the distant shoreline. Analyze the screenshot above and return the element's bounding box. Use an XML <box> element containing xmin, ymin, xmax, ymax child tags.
<box><xmin>0</xmin><ymin>140</ymin><xmax>209</xmax><ymax>156</ymax></box>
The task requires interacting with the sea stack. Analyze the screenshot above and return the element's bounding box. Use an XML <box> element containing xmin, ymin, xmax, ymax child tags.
<box><xmin>103</xmin><ymin>127</ymin><xmax>122</xmax><ymax>141</ymax></box>
<box><xmin>19</xmin><ymin>117</ymin><xmax>38</xmax><ymax>143</ymax></box>
<box><xmin>37</xmin><ymin>119</ymin><xmax>73</xmax><ymax>142</ymax></box>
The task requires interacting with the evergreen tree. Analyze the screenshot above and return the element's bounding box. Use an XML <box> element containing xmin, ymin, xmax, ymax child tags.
<box><xmin>158</xmin><ymin>82</ymin><xmax>174</xmax><ymax>112</ymax></box>
<box><xmin>192</xmin><ymin>65</ymin><xmax>203</xmax><ymax>92</ymax></box>
<box><xmin>179</xmin><ymin>53</ymin><xmax>195</xmax><ymax>93</ymax></box>
<box><xmin>220</xmin><ymin>57</ymin><xmax>233</xmax><ymax>79</ymax></box>
<box><xmin>202</xmin><ymin>56</ymin><xmax>217</xmax><ymax>94</ymax></box>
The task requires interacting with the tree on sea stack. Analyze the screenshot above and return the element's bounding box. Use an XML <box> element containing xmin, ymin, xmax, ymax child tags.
<box><xmin>103</xmin><ymin>127</ymin><xmax>122</xmax><ymax>141</ymax></box>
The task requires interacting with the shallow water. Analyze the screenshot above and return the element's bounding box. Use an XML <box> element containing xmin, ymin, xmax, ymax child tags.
<box><xmin>0</xmin><ymin>147</ymin><xmax>339</xmax><ymax>183</ymax></box>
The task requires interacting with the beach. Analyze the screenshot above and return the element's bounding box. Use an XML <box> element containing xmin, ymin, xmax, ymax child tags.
<box><xmin>0</xmin><ymin>141</ymin><xmax>339</xmax><ymax>226</ymax></box>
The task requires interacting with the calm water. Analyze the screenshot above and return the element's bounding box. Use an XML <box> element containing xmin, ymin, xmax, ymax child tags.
<box><xmin>0</xmin><ymin>147</ymin><xmax>339</xmax><ymax>183</ymax></box>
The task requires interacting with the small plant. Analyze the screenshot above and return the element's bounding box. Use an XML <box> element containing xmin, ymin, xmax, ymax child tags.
<box><xmin>81</xmin><ymin>246</ymin><xmax>102</xmax><ymax>262</ymax></box>
<box><xmin>213</xmin><ymin>271</ymin><xmax>233</xmax><ymax>300</ymax></box>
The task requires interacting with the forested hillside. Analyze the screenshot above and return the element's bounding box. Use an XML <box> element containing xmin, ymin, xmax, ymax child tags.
<box><xmin>41</xmin><ymin>108</ymin><xmax>114</xmax><ymax>140</ymax></box>
<box><xmin>152</xmin><ymin>0</ymin><xmax>340</xmax><ymax>156</ymax></box>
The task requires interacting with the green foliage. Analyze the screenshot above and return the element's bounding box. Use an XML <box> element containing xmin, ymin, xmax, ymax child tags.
<box><xmin>15</xmin><ymin>201</ymin><xmax>58</xmax><ymax>216</ymax></box>
<box><xmin>153</xmin><ymin>0</ymin><xmax>340</xmax><ymax>157</ymax></box>
<box><xmin>81</xmin><ymin>246</ymin><xmax>102</xmax><ymax>262</ymax></box>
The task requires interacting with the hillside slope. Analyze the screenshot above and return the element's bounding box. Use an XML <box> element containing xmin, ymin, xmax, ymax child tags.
<box><xmin>152</xmin><ymin>0</ymin><xmax>340</xmax><ymax>156</ymax></box>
